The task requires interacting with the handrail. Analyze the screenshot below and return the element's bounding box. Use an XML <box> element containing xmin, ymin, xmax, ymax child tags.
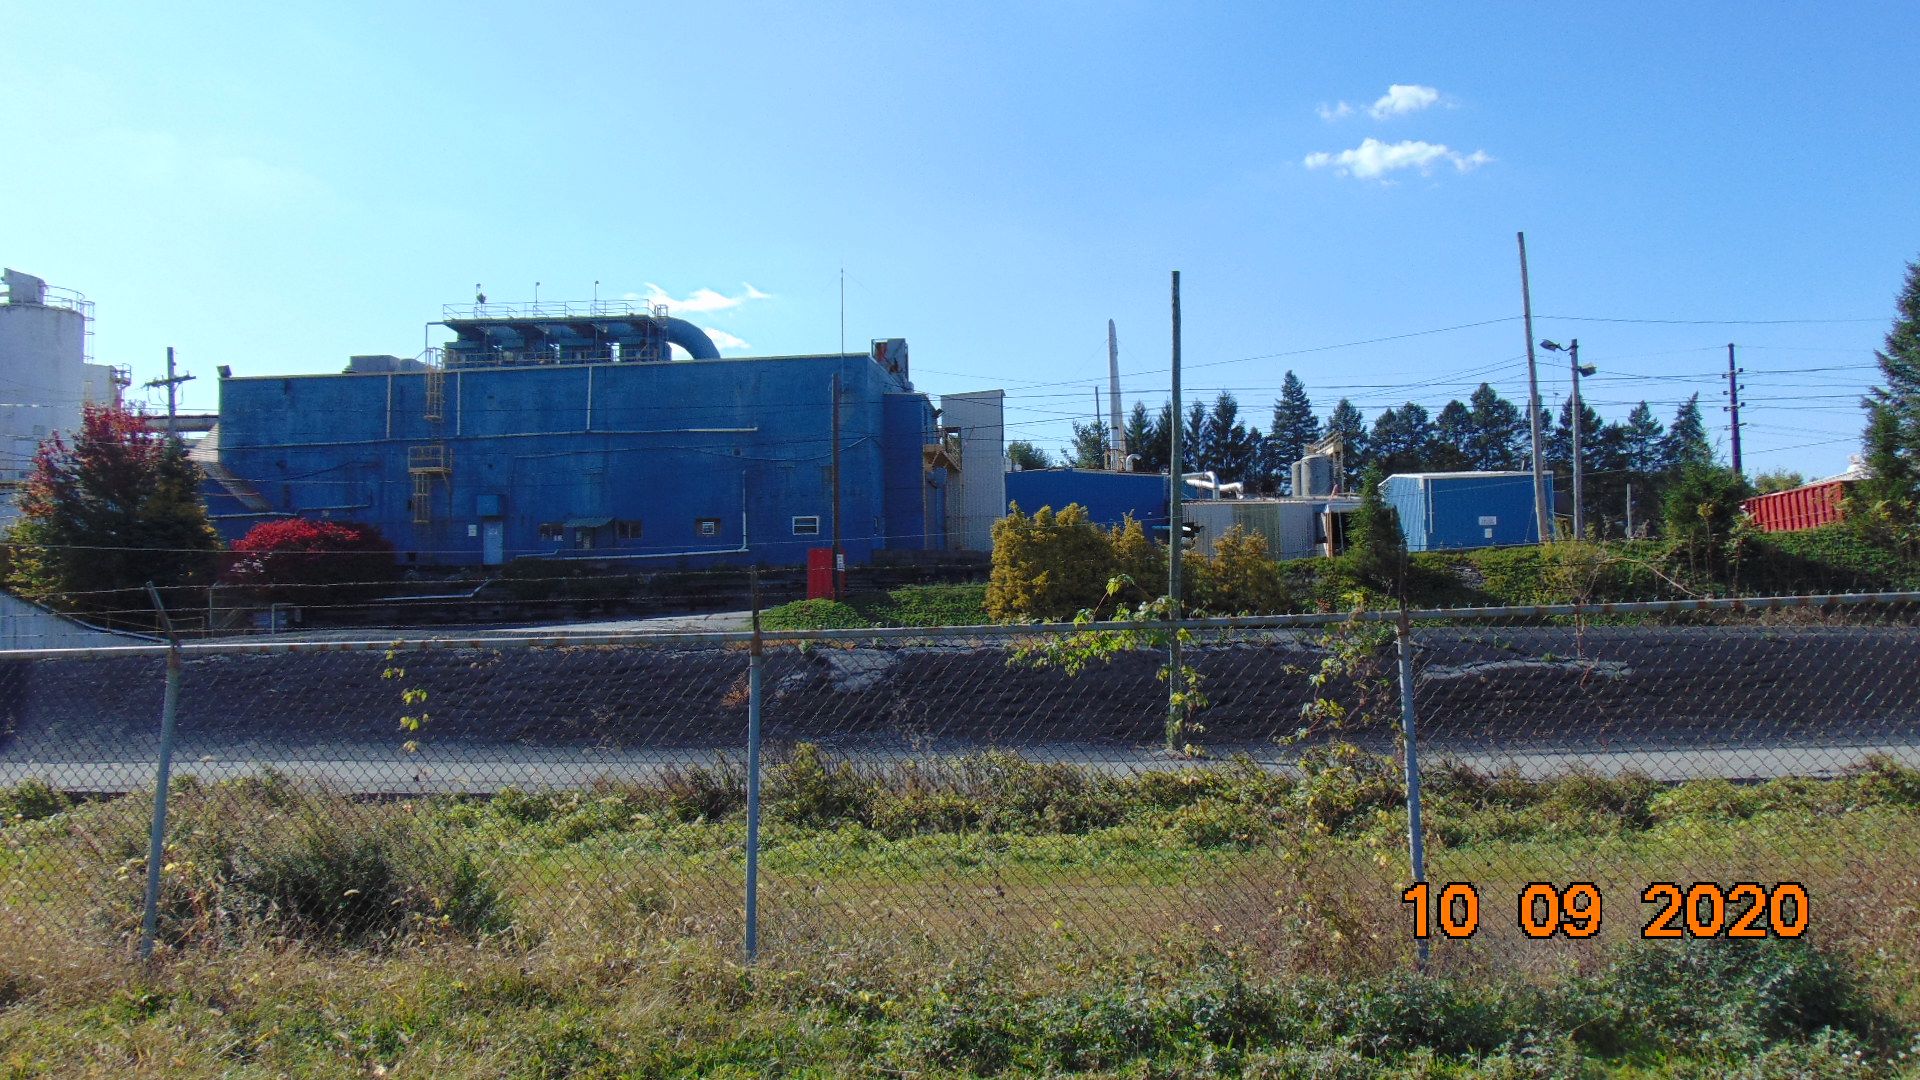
<box><xmin>441</xmin><ymin>299</ymin><xmax>671</xmax><ymax>322</ymax></box>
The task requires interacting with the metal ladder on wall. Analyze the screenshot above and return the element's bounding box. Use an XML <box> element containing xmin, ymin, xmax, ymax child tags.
<box><xmin>408</xmin><ymin>444</ymin><xmax>450</xmax><ymax>525</ymax></box>
<box><xmin>410</xmin><ymin>352</ymin><xmax>451</xmax><ymax>525</ymax></box>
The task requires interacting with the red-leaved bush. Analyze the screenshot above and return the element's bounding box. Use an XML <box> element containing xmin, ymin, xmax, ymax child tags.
<box><xmin>224</xmin><ymin>519</ymin><xmax>399</xmax><ymax>605</ymax></box>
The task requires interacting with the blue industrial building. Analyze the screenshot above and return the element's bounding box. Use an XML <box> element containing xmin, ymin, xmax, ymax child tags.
<box><xmin>1004</xmin><ymin>468</ymin><xmax>1168</xmax><ymax>531</ymax></box>
<box><xmin>207</xmin><ymin>300</ymin><xmax>994</xmax><ymax>568</ymax></box>
<box><xmin>1380</xmin><ymin>471</ymin><xmax>1541</xmax><ymax>551</ymax></box>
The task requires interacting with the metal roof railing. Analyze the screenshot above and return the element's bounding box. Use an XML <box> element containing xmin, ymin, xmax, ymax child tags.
<box><xmin>441</xmin><ymin>299</ymin><xmax>671</xmax><ymax>322</ymax></box>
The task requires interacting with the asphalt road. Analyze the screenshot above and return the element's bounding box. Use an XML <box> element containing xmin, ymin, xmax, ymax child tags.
<box><xmin>4</xmin><ymin>624</ymin><xmax>1915</xmax><ymax>794</ymax></box>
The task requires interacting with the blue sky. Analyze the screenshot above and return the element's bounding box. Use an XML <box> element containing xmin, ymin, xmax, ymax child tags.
<box><xmin>5</xmin><ymin>1</ymin><xmax>1916</xmax><ymax>477</ymax></box>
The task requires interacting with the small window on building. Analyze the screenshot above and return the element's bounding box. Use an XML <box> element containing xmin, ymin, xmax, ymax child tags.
<box><xmin>615</xmin><ymin>519</ymin><xmax>643</xmax><ymax>542</ymax></box>
<box><xmin>696</xmin><ymin>517</ymin><xmax>721</xmax><ymax>537</ymax></box>
<box><xmin>792</xmin><ymin>515</ymin><xmax>821</xmax><ymax>536</ymax></box>
<box><xmin>575</xmin><ymin>530</ymin><xmax>596</xmax><ymax>550</ymax></box>
<box><xmin>538</xmin><ymin>522</ymin><xmax>564</xmax><ymax>542</ymax></box>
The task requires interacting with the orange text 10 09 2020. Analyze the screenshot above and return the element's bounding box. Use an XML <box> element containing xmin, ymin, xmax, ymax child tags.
<box><xmin>1399</xmin><ymin>881</ymin><xmax>1809</xmax><ymax>940</ymax></box>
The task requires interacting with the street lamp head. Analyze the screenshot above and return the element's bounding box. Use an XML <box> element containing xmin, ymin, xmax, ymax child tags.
<box><xmin>1539</xmin><ymin>339</ymin><xmax>1562</xmax><ymax>352</ymax></box>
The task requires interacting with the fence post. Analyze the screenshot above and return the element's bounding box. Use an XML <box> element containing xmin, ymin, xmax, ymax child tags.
<box><xmin>1395</xmin><ymin>605</ymin><xmax>1429</xmax><ymax>970</ymax></box>
<box><xmin>139</xmin><ymin>583</ymin><xmax>183</xmax><ymax>962</ymax></box>
<box><xmin>744</xmin><ymin>571</ymin><xmax>763</xmax><ymax>962</ymax></box>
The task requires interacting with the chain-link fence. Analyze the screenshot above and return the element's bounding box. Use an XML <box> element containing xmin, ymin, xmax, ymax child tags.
<box><xmin>3</xmin><ymin>593</ymin><xmax>1917</xmax><ymax>988</ymax></box>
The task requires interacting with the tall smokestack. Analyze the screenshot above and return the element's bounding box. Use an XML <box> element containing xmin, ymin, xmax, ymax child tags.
<box><xmin>1107</xmin><ymin>319</ymin><xmax>1126</xmax><ymax>464</ymax></box>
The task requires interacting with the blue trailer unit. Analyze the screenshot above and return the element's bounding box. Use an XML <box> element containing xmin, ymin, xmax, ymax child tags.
<box><xmin>1380</xmin><ymin>471</ymin><xmax>1540</xmax><ymax>552</ymax></box>
<box><xmin>212</xmin><ymin>311</ymin><xmax>961</xmax><ymax>569</ymax></box>
<box><xmin>1004</xmin><ymin>468</ymin><xmax>1168</xmax><ymax>530</ymax></box>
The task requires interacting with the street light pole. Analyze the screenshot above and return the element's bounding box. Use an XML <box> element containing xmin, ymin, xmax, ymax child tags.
<box><xmin>1541</xmin><ymin>338</ymin><xmax>1595</xmax><ymax>540</ymax></box>
<box><xmin>1568</xmin><ymin>339</ymin><xmax>1584</xmax><ymax>539</ymax></box>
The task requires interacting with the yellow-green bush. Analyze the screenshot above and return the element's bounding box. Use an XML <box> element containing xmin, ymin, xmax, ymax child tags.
<box><xmin>1192</xmin><ymin>524</ymin><xmax>1291</xmax><ymax>614</ymax></box>
<box><xmin>985</xmin><ymin>503</ymin><xmax>1121</xmax><ymax>620</ymax></box>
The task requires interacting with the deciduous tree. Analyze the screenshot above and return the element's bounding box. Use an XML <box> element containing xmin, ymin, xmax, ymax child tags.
<box><xmin>5</xmin><ymin>404</ymin><xmax>219</xmax><ymax>622</ymax></box>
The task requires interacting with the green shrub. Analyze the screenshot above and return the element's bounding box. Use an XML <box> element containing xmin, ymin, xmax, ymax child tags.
<box><xmin>759</xmin><ymin>598</ymin><xmax>868</xmax><ymax>630</ymax></box>
<box><xmin>767</xmin><ymin>743</ymin><xmax>871</xmax><ymax>828</ymax></box>
<box><xmin>870</xmin><ymin>584</ymin><xmax>989</xmax><ymax>627</ymax></box>
<box><xmin>1543</xmin><ymin>769</ymin><xmax>1659</xmax><ymax>829</ymax></box>
<box><xmin>1578</xmin><ymin>938</ymin><xmax>1874</xmax><ymax>1052</ymax></box>
<box><xmin>1650</xmin><ymin>778</ymin><xmax>1758</xmax><ymax>822</ymax></box>
<box><xmin>1291</xmin><ymin>743</ymin><xmax>1403</xmax><ymax>835</ymax></box>
<box><xmin>1168</xmin><ymin>797</ymin><xmax>1274</xmax><ymax>849</ymax></box>
<box><xmin>0</xmin><ymin>778</ymin><xmax>70</xmax><ymax>825</ymax></box>
<box><xmin>656</xmin><ymin>759</ymin><xmax>747</xmax><ymax>822</ymax></box>
<box><xmin>1841</xmin><ymin>754</ymin><xmax>1920</xmax><ymax>808</ymax></box>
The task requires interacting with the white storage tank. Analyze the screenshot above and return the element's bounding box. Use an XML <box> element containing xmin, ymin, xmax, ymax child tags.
<box><xmin>0</xmin><ymin>270</ymin><xmax>91</xmax><ymax>484</ymax></box>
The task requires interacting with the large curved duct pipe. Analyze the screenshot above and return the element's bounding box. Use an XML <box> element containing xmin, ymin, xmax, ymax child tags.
<box><xmin>664</xmin><ymin>317</ymin><xmax>722</xmax><ymax>360</ymax></box>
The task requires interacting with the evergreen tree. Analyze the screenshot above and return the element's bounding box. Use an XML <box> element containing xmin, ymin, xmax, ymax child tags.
<box><xmin>1546</xmin><ymin>397</ymin><xmax>1625</xmax><ymax>535</ymax></box>
<box><xmin>1065</xmin><ymin>420</ymin><xmax>1109</xmax><ymax>470</ymax></box>
<box><xmin>1659</xmin><ymin>394</ymin><xmax>1714</xmax><ymax>471</ymax></box>
<box><xmin>1143</xmin><ymin>402</ymin><xmax>1176</xmax><ymax>475</ymax></box>
<box><xmin>6</xmin><ymin>404</ymin><xmax>220</xmax><ymax>624</ymax></box>
<box><xmin>1368</xmin><ymin>402</ymin><xmax>1436</xmax><ymax>475</ymax></box>
<box><xmin>1123</xmin><ymin>401</ymin><xmax>1157</xmax><ymax>472</ymax></box>
<box><xmin>1266</xmin><ymin>371</ymin><xmax>1320</xmax><ymax>493</ymax></box>
<box><xmin>1430</xmin><ymin>400</ymin><xmax>1475</xmax><ymax>472</ymax></box>
<box><xmin>1007</xmin><ymin>440</ymin><xmax>1053</xmax><ymax>470</ymax></box>
<box><xmin>1463</xmin><ymin>383</ymin><xmax>1527</xmax><ymax>470</ymax></box>
<box><xmin>1859</xmin><ymin>257</ymin><xmax>1920</xmax><ymax>525</ymax></box>
<box><xmin>1345</xmin><ymin>465</ymin><xmax>1406</xmax><ymax>594</ymax></box>
<box><xmin>1323</xmin><ymin>398</ymin><xmax>1369</xmax><ymax>490</ymax></box>
<box><xmin>1201</xmin><ymin>391</ymin><xmax>1260</xmax><ymax>484</ymax></box>
<box><xmin>1182</xmin><ymin>400</ymin><xmax>1207</xmax><ymax>473</ymax></box>
<box><xmin>1620</xmin><ymin>402</ymin><xmax>1666</xmax><ymax>475</ymax></box>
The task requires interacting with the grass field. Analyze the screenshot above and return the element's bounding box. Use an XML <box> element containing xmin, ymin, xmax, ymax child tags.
<box><xmin>4</xmin><ymin>751</ymin><xmax>1920</xmax><ymax>1076</ymax></box>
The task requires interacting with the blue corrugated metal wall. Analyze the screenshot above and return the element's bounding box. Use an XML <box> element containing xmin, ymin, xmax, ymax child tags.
<box><xmin>215</xmin><ymin>353</ymin><xmax>941</xmax><ymax>568</ymax></box>
<box><xmin>1004</xmin><ymin>469</ymin><xmax>1169</xmax><ymax>530</ymax></box>
<box><xmin>1381</xmin><ymin>473</ymin><xmax>1539</xmax><ymax>551</ymax></box>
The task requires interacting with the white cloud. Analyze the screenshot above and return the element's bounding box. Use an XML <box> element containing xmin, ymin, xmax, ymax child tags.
<box><xmin>1303</xmin><ymin>138</ymin><xmax>1491</xmax><ymax>181</ymax></box>
<box><xmin>701</xmin><ymin>327</ymin><xmax>751</xmax><ymax>352</ymax></box>
<box><xmin>624</xmin><ymin>282</ymin><xmax>773</xmax><ymax>314</ymax></box>
<box><xmin>1368</xmin><ymin>84</ymin><xmax>1441</xmax><ymax>119</ymax></box>
<box><xmin>1315</xmin><ymin>101</ymin><xmax>1353</xmax><ymax>122</ymax></box>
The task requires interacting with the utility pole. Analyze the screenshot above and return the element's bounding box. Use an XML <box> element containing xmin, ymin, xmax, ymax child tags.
<box><xmin>1093</xmin><ymin>386</ymin><xmax>1104</xmax><ymax>467</ymax></box>
<box><xmin>1569</xmin><ymin>339</ymin><xmax>1586</xmax><ymax>539</ymax></box>
<box><xmin>830</xmin><ymin>372</ymin><xmax>843</xmax><ymax>599</ymax></box>
<box><xmin>1516</xmin><ymin>233</ymin><xmax>1551</xmax><ymax>545</ymax></box>
<box><xmin>1167</xmin><ymin>271</ymin><xmax>1185</xmax><ymax>748</ymax></box>
<box><xmin>143</xmin><ymin>346</ymin><xmax>195</xmax><ymax>439</ymax></box>
<box><xmin>1725</xmin><ymin>343</ymin><xmax>1744</xmax><ymax>480</ymax></box>
<box><xmin>1625</xmin><ymin>481</ymin><xmax>1634</xmax><ymax>540</ymax></box>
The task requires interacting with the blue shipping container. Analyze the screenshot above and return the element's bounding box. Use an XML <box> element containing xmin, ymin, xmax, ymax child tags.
<box><xmin>1380</xmin><ymin>472</ymin><xmax>1540</xmax><ymax>552</ymax></box>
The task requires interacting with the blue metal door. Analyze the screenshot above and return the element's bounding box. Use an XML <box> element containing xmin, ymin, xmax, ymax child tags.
<box><xmin>482</xmin><ymin>520</ymin><xmax>504</xmax><ymax>566</ymax></box>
